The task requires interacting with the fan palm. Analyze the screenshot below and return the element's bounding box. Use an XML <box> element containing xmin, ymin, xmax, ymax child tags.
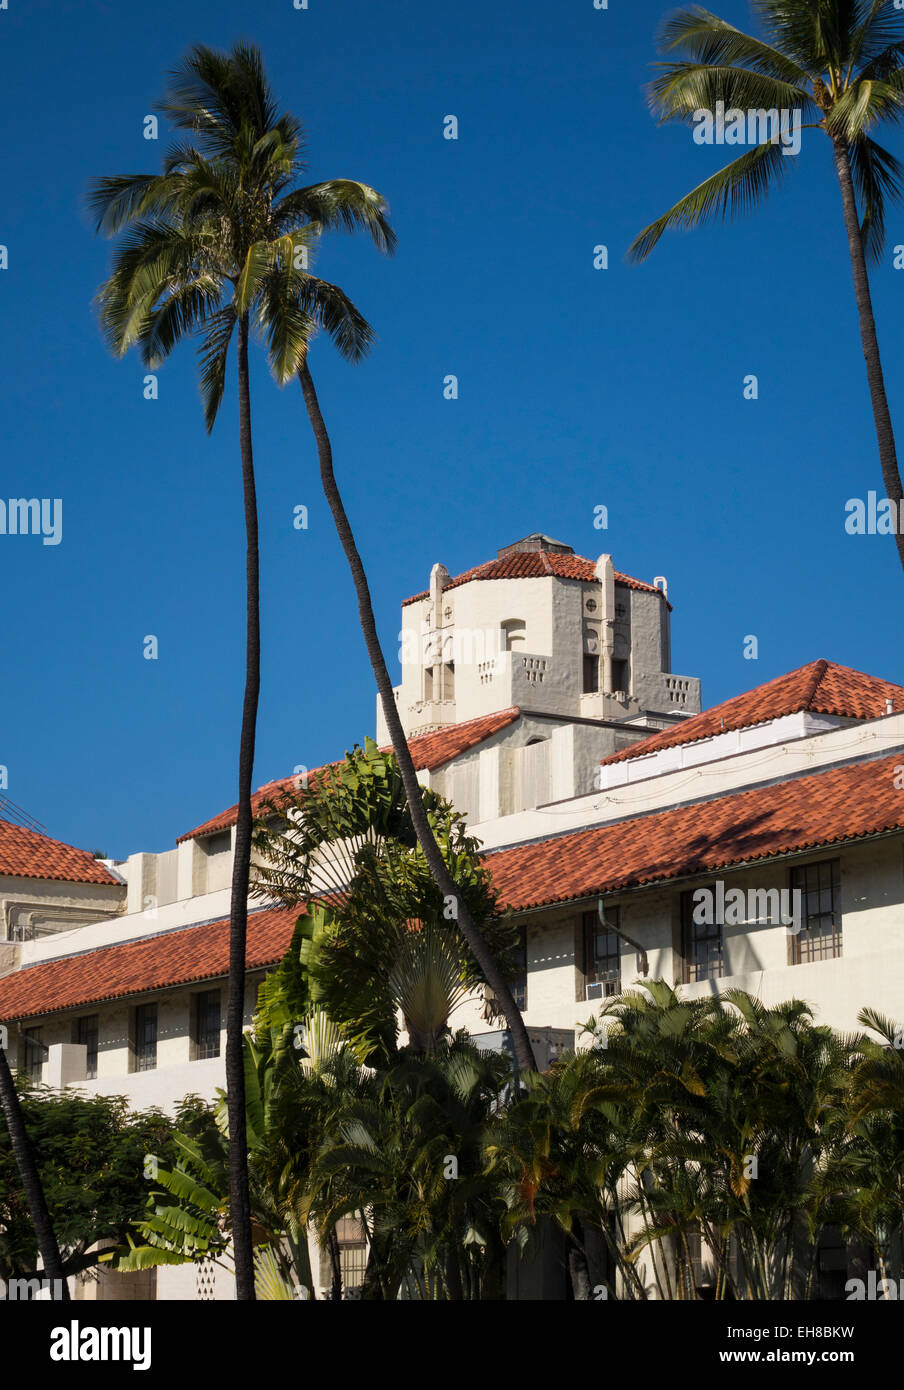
<box><xmin>253</xmin><ymin>739</ymin><xmax>520</xmax><ymax>1061</ymax></box>
<box><xmin>88</xmin><ymin>42</ymin><xmax>395</xmax><ymax>1299</ymax></box>
<box><xmin>629</xmin><ymin>1</ymin><xmax>904</xmax><ymax>576</ymax></box>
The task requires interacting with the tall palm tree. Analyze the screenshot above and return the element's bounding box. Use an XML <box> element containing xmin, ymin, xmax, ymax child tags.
<box><xmin>187</xmin><ymin>58</ymin><xmax>538</xmax><ymax>1074</ymax></box>
<box><xmin>296</xmin><ymin>368</ymin><xmax>538</xmax><ymax>1074</ymax></box>
<box><xmin>629</xmin><ymin>1</ymin><xmax>904</xmax><ymax>575</ymax></box>
<box><xmin>88</xmin><ymin>42</ymin><xmax>395</xmax><ymax>1298</ymax></box>
<box><xmin>0</xmin><ymin>1051</ymin><xmax>69</xmax><ymax>1296</ymax></box>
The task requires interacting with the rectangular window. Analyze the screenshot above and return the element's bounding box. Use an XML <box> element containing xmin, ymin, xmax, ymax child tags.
<box><xmin>512</xmin><ymin>926</ymin><xmax>527</xmax><ymax>1011</ymax></box>
<box><xmin>611</xmin><ymin>658</ymin><xmax>629</xmax><ymax>694</ymax></box>
<box><xmin>582</xmin><ymin>908</ymin><xmax>622</xmax><ymax>1000</ymax></box>
<box><xmin>23</xmin><ymin>1027</ymin><xmax>44</xmax><ymax>1081</ymax></box>
<box><xmin>424</xmin><ymin>667</ymin><xmax>434</xmax><ymax>701</ymax></box>
<box><xmin>319</xmin><ymin>1218</ymin><xmax>368</xmax><ymax>1297</ymax></box>
<box><xmin>582</xmin><ymin>653</ymin><xmax>599</xmax><ymax>694</ymax></box>
<box><xmin>131</xmin><ymin>1003</ymin><xmax>157</xmax><ymax>1073</ymax></box>
<box><xmin>680</xmin><ymin>889</ymin><xmax>724</xmax><ymax>983</ymax></box>
<box><xmin>790</xmin><ymin>859</ymin><xmax>842</xmax><ymax>963</ymax></box>
<box><xmin>192</xmin><ymin>989</ymin><xmax>221</xmax><ymax>1060</ymax></box>
<box><xmin>75</xmin><ymin>1014</ymin><xmax>99</xmax><ymax>1080</ymax></box>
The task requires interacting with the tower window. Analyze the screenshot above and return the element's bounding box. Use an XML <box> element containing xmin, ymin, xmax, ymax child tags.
<box><xmin>501</xmin><ymin>620</ymin><xmax>526</xmax><ymax>650</ymax></box>
<box><xmin>611</xmin><ymin>659</ymin><xmax>629</xmax><ymax>693</ymax></box>
<box><xmin>582</xmin><ymin>653</ymin><xmax>599</xmax><ymax>693</ymax></box>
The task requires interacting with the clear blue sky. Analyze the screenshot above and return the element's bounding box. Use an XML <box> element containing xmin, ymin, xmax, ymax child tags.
<box><xmin>2</xmin><ymin>0</ymin><xmax>903</xmax><ymax>858</ymax></box>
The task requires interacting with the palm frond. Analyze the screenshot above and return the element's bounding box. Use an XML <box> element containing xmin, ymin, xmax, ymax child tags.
<box><xmin>848</xmin><ymin>131</ymin><xmax>904</xmax><ymax>257</ymax></box>
<box><xmin>628</xmin><ymin>138</ymin><xmax>790</xmax><ymax>262</ymax></box>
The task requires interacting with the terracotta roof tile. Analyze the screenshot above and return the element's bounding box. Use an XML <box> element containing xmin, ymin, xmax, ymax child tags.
<box><xmin>601</xmin><ymin>661</ymin><xmax>904</xmax><ymax>767</ymax></box>
<box><xmin>0</xmin><ymin>820</ymin><xmax>121</xmax><ymax>886</ymax></box>
<box><xmin>0</xmin><ymin>905</ymin><xmax>298</xmax><ymax>1022</ymax></box>
<box><xmin>401</xmin><ymin>553</ymin><xmax>668</xmax><ymax>606</ymax></box>
<box><xmin>178</xmin><ymin>708</ymin><xmax>523</xmax><ymax>842</ymax></box>
<box><xmin>487</xmin><ymin>749</ymin><xmax>904</xmax><ymax>911</ymax></box>
<box><xmin>392</xmin><ymin>706</ymin><xmax>520</xmax><ymax>771</ymax></box>
<box><xmin>6</xmin><ymin>749</ymin><xmax>904</xmax><ymax>1020</ymax></box>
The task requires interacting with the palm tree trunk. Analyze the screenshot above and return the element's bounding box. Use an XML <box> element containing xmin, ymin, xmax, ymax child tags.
<box><xmin>298</xmin><ymin>361</ymin><xmax>536</xmax><ymax>1075</ymax></box>
<box><xmin>832</xmin><ymin>137</ymin><xmax>904</xmax><ymax>574</ymax></box>
<box><xmin>0</xmin><ymin>1049</ymin><xmax>69</xmax><ymax>1297</ymax></box>
<box><xmin>568</xmin><ymin>1218</ymin><xmax>592</xmax><ymax>1299</ymax></box>
<box><xmin>327</xmin><ymin>1227</ymin><xmax>343</xmax><ymax>1301</ymax></box>
<box><xmin>226</xmin><ymin>312</ymin><xmax>260</xmax><ymax>1301</ymax></box>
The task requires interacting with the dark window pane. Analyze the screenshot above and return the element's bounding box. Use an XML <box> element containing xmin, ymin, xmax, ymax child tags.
<box><xmin>681</xmin><ymin>890</ymin><xmax>723</xmax><ymax>983</ymax></box>
<box><xmin>193</xmin><ymin>990</ymin><xmax>221</xmax><ymax>1060</ymax></box>
<box><xmin>133</xmin><ymin>1004</ymin><xmax>157</xmax><ymax>1072</ymax></box>
<box><xmin>23</xmin><ymin>1027</ymin><xmax>44</xmax><ymax>1081</ymax></box>
<box><xmin>511</xmin><ymin>928</ymin><xmax>527</xmax><ymax>1011</ymax></box>
<box><xmin>76</xmin><ymin>1015</ymin><xmax>99</xmax><ymax>1080</ymax></box>
<box><xmin>583</xmin><ymin>908</ymin><xmax>621</xmax><ymax>997</ymax></box>
<box><xmin>790</xmin><ymin>860</ymin><xmax>842</xmax><ymax>963</ymax></box>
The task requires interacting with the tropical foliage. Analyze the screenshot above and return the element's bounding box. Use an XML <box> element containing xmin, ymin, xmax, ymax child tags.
<box><xmin>107</xmin><ymin>905</ymin><xmax>904</xmax><ymax>1299</ymax></box>
<box><xmin>252</xmin><ymin>739</ymin><xmax>521</xmax><ymax>1062</ymax></box>
<box><xmin>0</xmin><ymin>1084</ymin><xmax>201</xmax><ymax>1284</ymax></box>
<box><xmin>89</xmin><ymin>41</ymin><xmax>394</xmax><ymax>1298</ymax></box>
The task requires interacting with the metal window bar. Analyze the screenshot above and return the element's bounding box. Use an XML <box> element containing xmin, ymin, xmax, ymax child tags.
<box><xmin>23</xmin><ymin>1028</ymin><xmax>44</xmax><ymax>1081</ymax></box>
<box><xmin>791</xmin><ymin>860</ymin><xmax>841</xmax><ymax>963</ymax></box>
<box><xmin>133</xmin><ymin>1005</ymin><xmax>157</xmax><ymax>1072</ymax></box>
<box><xmin>583</xmin><ymin>909</ymin><xmax>623</xmax><ymax>997</ymax></box>
<box><xmin>194</xmin><ymin>991</ymin><xmax>221</xmax><ymax>1060</ymax></box>
<box><xmin>681</xmin><ymin>890</ymin><xmax>724</xmax><ymax>983</ymax></box>
<box><xmin>76</xmin><ymin>1015</ymin><xmax>99</xmax><ymax>1080</ymax></box>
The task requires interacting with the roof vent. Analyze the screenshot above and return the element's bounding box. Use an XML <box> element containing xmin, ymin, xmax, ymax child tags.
<box><xmin>496</xmin><ymin>533</ymin><xmax>574</xmax><ymax>560</ymax></box>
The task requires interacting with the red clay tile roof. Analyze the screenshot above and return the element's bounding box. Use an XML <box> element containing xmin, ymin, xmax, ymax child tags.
<box><xmin>7</xmin><ymin>749</ymin><xmax>904</xmax><ymax>1020</ymax></box>
<box><xmin>392</xmin><ymin>706</ymin><xmax>520</xmax><ymax>771</ymax></box>
<box><xmin>487</xmin><ymin>749</ymin><xmax>904</xmax><ymax>912</ymax></box>
<box><xmin>0</xmin><ymin>905</ymin><xmax>298</xmax><ymax>1022</ymax></box>
<box><xmin>178</xmin><ymin>708</ymin><xmax>523</xmax><ymax>842</ymax></box>
<box><xmin>0</xmin><ymin>819</ymin><xmax>121</xmax><ymax>886</ymax></box>
<box><xmin>401</xmin><ymin>553</ymin><xmax>668</xmax><ymax>606</ymax></box>
<box><xmin>600</xmin><ymin>661</ymin><xmax>904</xmax><ymax>768</ymax></box>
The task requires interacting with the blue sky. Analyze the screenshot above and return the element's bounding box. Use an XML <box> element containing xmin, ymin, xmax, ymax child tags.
<box><xmin>2</xmin><ymin>0</ymin><xmax>903</xmax><ymax>858</ymax></box>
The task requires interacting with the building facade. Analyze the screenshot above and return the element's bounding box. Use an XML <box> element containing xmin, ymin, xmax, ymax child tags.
<box><xmin>2</xmin><ymin>534</ymin><xmax>904</xmax><ymax>1299</ymax></box>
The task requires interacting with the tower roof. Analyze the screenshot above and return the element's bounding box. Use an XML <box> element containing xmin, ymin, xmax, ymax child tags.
<box><xmin>402</xmin><ymin>547</ymin><xmax>667</xmax><ymax>607</ymax></box>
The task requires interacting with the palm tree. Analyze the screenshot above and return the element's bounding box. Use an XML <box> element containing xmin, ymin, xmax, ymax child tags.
<box><xmin>253</xmin><ymin>739</ymin><xmax>522</xmax><ymax>1062</ymax></box>
<box><xmin>88</xmin><ymin>42</ymin><xmax>395</xmax><ymax>1299</ymax></box>
<box><xmin>629</xmin><ymin>1</ymin><xmax>904</xmax><ymax>576</ymax></box>
<box><xmin>176</xmin><ymin>53</ymin><xmax>538</xmax><ymax>1073</ymax></box>
<box><xmin>292</xmin><ymin>369</ymin><xmax>537</xmax><ymax>1076</ymax></box>
<box><xmin>0</xmin><ymin>1051</ymin><xmax>69</xmax><ymax>1296</ymax></box>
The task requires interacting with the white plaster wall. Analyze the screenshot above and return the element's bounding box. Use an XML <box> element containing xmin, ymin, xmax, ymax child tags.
<box><xmin>0</xmin><ymin>875</ymin><xmax>124</xmax><ymax>948</ymax></box>
<box><xmin>472</xmin><ymin>710</ymin><xmax>904</xmax><ymax>851</ymax></box>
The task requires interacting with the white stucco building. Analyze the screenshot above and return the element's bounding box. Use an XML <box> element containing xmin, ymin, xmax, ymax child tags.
<box><xmin>2</xmin><ymin>533</ymin><xmax>904</xmax><ymax>1300</ymax></box>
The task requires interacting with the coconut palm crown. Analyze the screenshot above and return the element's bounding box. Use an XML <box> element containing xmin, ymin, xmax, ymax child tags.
<box><xmin>630</xmin><ymin>1</ymin><xmax>904</xmax><ymax>573</ymax></box>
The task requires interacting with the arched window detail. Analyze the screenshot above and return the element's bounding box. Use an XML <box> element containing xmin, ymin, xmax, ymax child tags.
<box><xmin>501</xmin><ymin>619</ymin><xmax>526</xmax><ymax>650</ymax></box>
